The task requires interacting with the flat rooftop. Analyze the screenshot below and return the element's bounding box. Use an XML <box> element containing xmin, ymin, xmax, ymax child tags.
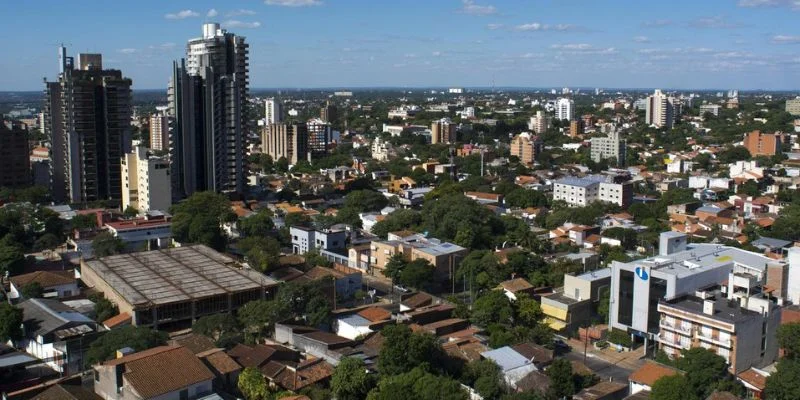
<box><xmin>615</xmin><ymin>243</ymin><xmax>777</xmax><ymax>279</ymax></box>
<box><xmin>83</xmin><ymin>245</ymin><xmax>278</xmax><ymax>308</ymax></box>
<box><xmin>661</xmin><ymin>294</ymin><xmax>764</xmax><ymax>324</ymax></box>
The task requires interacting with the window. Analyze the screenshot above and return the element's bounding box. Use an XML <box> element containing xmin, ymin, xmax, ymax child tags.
<box><xmin>618</xmin><ymin>270</ymin><xmax>635</xmax><ymax>326</ymax></box>
<box><xmin>179</xmin><ymin>389</ymin><xmax>189</xmax><ymax>400</ymax></box>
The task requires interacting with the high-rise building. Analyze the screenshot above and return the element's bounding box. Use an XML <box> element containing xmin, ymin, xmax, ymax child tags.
<box><xmin>43</xmin><ymin>47</ymin><xmax>132</xmax><ymax>203</ymax></box>
<box><xmin>149</xmin><ymin>111</ymin><xmax>169</xmax><ymax>151</ymax></box>
<box><xmin>591</xmin><ymin>131</ymin><xmax>626</xmax><ymax>165</ymax></box>
<box><xmin>121</xmin><ymin>146</ymin><xmax>171</xmax><ymax>213</ymax></box>
<box><xmin>307</xmin><ymin>118</ymin><xmax>331</xmax><ymax>156</ymax></box>
<box><xmin>743</xmin><ymin>130</ymin><xmax>783</xmax><ymax>156</ymax></box>
<box><xmin>527</xmin><ymin>111</ymin><xmax>551</xmax><ymax>134</ymax></box>
<box><xmin>785</xmin><ymin>98</ymin><xmax>800</xmax><ymax>116</ymax></box>
<box><xmin>0</xmin><ymin>120</ymin><xmax>31</xmax><ymax>188</ymax></box>
<box><xmin>569</xmin><ymin>120</ymin><xmax>584</xmax><ymax>137</ymax></box>
<box><xmin>169</xmin><ymin>23</ymin><xmax>249</xmax><ymax>199</ymax></box>
<box><xmin>430</xmin><ymin>118</ymin><xmax>456</xmax><ymax>144</ymax></box>
<box><xmin>555</xmin><ymin>97</ymin><xmax>574</xmax><ymax>121</ymax></box>
<box><xmin>261</xmin><ymin>123</ymin><xmax>309</xmax><ymax>165</ymax></box>
<box><xmin>645</xmin><ymin>89</ymin><xmax>675</xmax><ymax>129</ymax></box>
<box><xmin>510</xmin><ymin>132</ymin><xmax>542</xmax><ymax>165</ymax></box>
<box><xmin>321</xmin><ymin>101</ymin><xmax>338</xmax><ymax>124</ymax></box>
<box><xmin>265</xmin><ymin>97</ymin><xmax>282</xmax><ymax>124</ymax></box>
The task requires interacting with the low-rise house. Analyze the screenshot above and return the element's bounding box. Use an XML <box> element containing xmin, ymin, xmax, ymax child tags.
<box><xmin>334</xmin><ymin>306</ymin><xmax>392</xmax><ymax>340</ymax></box>
<box><xmin>399</xmin><ymin>292</ymin><xmax>433</xmax><ymax>312</ymax></box>
<box><xmin>573</xmin><ymin>381</ymin><xmax>628</xmax><ymax>400</ymax></box>
<box><xmin>305</xmin><ymin>264</ymin><xmax>362</xmax><ymax>300</ymax></box>
<box><xmin>541</xmin><ymin>269</ymin><xmax>611</xmax><ymax>332</ymax></box>
<box><xmin>9</xmin><ymin>271</ymin><xmax>78</xmax><ymax>300</ymax></box>
<box><xmin>290</xmin><ymin>226</ymin><xmax>347</xmax><ymax>255</ymax></box>
<box><xmin>442</xmin><ymin>337</ymin><xmax>489</xmax><ymax>363</ymax></box>
<box><xmin>17</xmin><ymin>298</ymin><xmax>103</xmax><ymax>375</ymax></box>
<box><xmin>369</xmin><ymin>232</ymin><xmax>467</xmax><ymax>280</ymax></box>
<box><xmin>105</xmin><ymin>214</ymin><xmax>172</xmax><ymax>251</ymax></box>
<box><xmin>497</xmin><ymin>278</ymin><xmax>536</xmax><ymax>301</ymax></box>
<box><xmin>31</xmin><ymin>384</ymin><xmax>102</xmax><ymax>400</ymax></box>
<box><xmin>274</xmin><ymin>324</ymin><xmax>354</xmax><ymax>365</ymax></box>
<box><xmin>628</xmin><ymin>360</ymin><xmax>682</xmax><ymax>395</ymax></box>
<box><xmin>93</xmin><ymin>346</ymin><xmax>215</xmax><ymax>400</ymax></box>
<box><xmin>464</xmin><ymin>191</ymin><xmax>503</xmax><ymax>205</ymax></box>
<box><xmin>736</xmin><ymin>367</ymin><xmax>768</xmax><ymax>400</ymax></box>
<box><xmin>480</xmin><ymin>346</ymin><xmax>539</xmax><ymax>390</ymax></box>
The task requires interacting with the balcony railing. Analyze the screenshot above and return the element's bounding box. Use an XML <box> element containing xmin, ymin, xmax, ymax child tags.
<box><xmin>697</xmin><ymin>331</ymin><xmax>732</xmax><ymax>348</ymax></box>
<box><xmin>659</xmin><ymin>320</ymin><xmax>692</xmax><ymax>335</ymax></box>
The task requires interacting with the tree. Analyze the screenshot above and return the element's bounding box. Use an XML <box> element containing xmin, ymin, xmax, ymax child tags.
<box><xmin>238</xmin><ymin>367</ymin><xmax>270</xmax><ymax>400</ymax></box>
<box><xmin>91</xmin><ymin>294</ymin><xmax>119</xmax><ymax>323</ymax></box>
<box><xmin>0</xmin><ymin>303</ymin><xmax>23</xmax><ymax>342</ymax></box>
<box><xmin>240</xmin><ymin>209</ymin><xmax>275</xmax><ymax>237</ymax></box>
<box><xmin>597</xmin><ymin>288</ymin><xmax>610</xmax><ymax>323</ymax></box>
<box><xmin>462</xmin><ymin>359</ymin><xmax>505</xmax><ymax>400</ymax></box>
<box><xmin>717</xmin><ymin>146</ymin><xmax>751</xmax><ymax>164</ymax></box>
<box><xmin>343</xmin><ymin>190</ymin><xmax>389</xmax><ymax>213</ymax></box>
<box><xmin>275</xmin><ymin>157</ymin><xmax>289</xmax><ymax>173</ymax></box>
<box><xmin>675</xmin><ymin>348</ymin><xmax>742</xmax><ymax>399</ymax></box>
<box><xmin>92</xmin><ymin>232</ymin><xmax>124</xmax><ymax>257</ymax></box>
<box><xmin>33</xmin><ymin>233</ymin><xmax>62</xmax><ymax>251</ymax></box>
<box><xmin>378</xmin><ymin>324</ymin><xmax>445</xmax><ymax>376</ymax></box>
<box><xmin>239</xmin><ymin>236</ymin><xmax>281</xmax><ymax>273</ymax></box>
<box><xmin>332</xmin><ymin>357</ymin><xmax>375</xmax><ymax>400</ymax></box>
<box><xmin>399</xmin><ymin>259</ymin><xmax>434</xmax><ymax>290</ymax></box>
<box><xmin>21</xmin><ymin>282</ymin><xmax>44</xmax><ymax>298</ymax></box>
<box><xmin>766</xmin><ymin>359</ymin><xmax>800</xmax><ymax>400</ymax></box>
<box><xmin>171</xmin><ymin>191</ymin><xmax>234</xmax><ymax>251</ymax></box>
<box><xmin>778</xmin><ymin>322</ymin><xmax>800</xmax><ymax>359</ymax></box>
<box><xmin>123</xmin><ymin>205</ymin><xmax>139</xmax><ymax>219</ymax></box>
<box><xmin>367</xmin><ymin>367</ymin><xmax>468</xmax><ymax>400</ymax></box>
<box><xmin>0</xmin><ymin>235</ymin><xmax>25</xmax><ymax>277</ymax></box>
<box><xmin>514</xmin><ymin>293</ymin><xmax>542</xmax><ymax>327</ymax></box>
<box><xmin>471</xmin><ymin>290</ymin><xmax>514</xmax><ymax>327</ymax></box>
<box><xmin>383</xmin><ymin>253</ymin><xmax>407</xmax><ymax>283</ymax></box>
<box><xmin>284</xmin><ymin>212</ymin><xmax>312</xmax><ymax>228</ymax></box>
<box><xmin>85</xmin><ymin>326</ymin><xmax>167</xmax><ymax>364</ymax></box>
<box><xmin>193</xmin><ymin>313</ymin><xmax>241</xmax><ymax>346</ymax></box>
<box><xmin>71</xmin><ymin>213</ymin><xmax>98</xmax><ymax>231</ymax></box>
<box><xmin>237</xmin><ymin>299</ymin><xmax>290</xmax><ymax>341</ymax></box>
<box><xmin>546</xmin><ymin>358</ymin><xmax>575</xmax><ymax>400</ymax></box>
<box><xmin>650</xmin><ymin>374</ymin><xmax>696</xmax><ymax>400</ymax></box>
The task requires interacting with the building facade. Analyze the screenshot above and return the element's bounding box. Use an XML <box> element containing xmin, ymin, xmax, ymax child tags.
<box><xmin>645</xmin><ymin>89</ymin><xmax>675</xmax><ymax>129</ymax></box>
<box><xmin>552</xmin><ymin>176</ymin><xmax>632</xmax><ymax>207</ymax></box>
<box><xmin>786</xmin><ymin>98</ymin><xmax>800</xmax><ymax>116</ymax></box>
<box><xmin>555</xmin><ymin>98</ymin><xmax>574</xmax><ymax>121</ymax></box>
<box><xmin>121</xmin><ymin>146</ymin><xmax>171</xmax><ymax>213</ymax></box>
<box><xmin>262</xmin><ymin>123</ymin><xmax>309</xmax><ymax>165</ymax></box>
<box><xmin>148</xmin><ymin>112</ymin><xmax>169</xmax><ymax>151</ymax></box>
<box><xmin>43</xmin><ymin>47</ymin><xmax>132</xmax><ymax>203</ymax></box>
<box><xmin>321</xmin><ymin>101</ymin><xmax>338</xmax><ymax>124</ymax></box>
<box><xmin>0</xmin><ymin>120</ymin><xmax>31</xmax><ymax>188</ymax></box>
<box><xmin>265</xmin><ymin>97</ymin><xmax>283</xmax><ymax>124</ymax></box>
<box><xmin>290</xmin><ymin>226</ymin><xmax>348</xmax><ymax>255</ymax></box>
<box><xmin>510</xmin><ymin>132</ymin><xmax>542</xmax><ymax>165</ymax></box>
<box><xmin>528</xmin><ymin>111</ymin><xmax>551</xmax><ymax>134</ymax></box>
<box><xmin>590</xmin><ymin>131</ymin><xmax>626</xmax><ymax>165</ymax></box>
<box><xmin>307</xmin><ymin>118</ymin><xmax>331</xmax><ymax>157</ymax></box>
<box><xmin>743</xmin><ymin>130</ymin><xmax>782</xmax><ymax>156</ymax></box>
<box><xmin>369</xmin><ymin>232</ymin><xmax>467</xmax><ymax>279</ymax></box>
<box><xmin>169</xmin><ymin>23</ymin><xmax>249</xmax><ymax>199</ymax></box>
<box><xmin>431</xmin><ymin>118</ymin><xmax>456</xmax><ymax>144</ymax></box>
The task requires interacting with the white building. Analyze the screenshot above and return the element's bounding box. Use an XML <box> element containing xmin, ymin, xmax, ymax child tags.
<box><xmin>371</xmin><ymin>136</ymin><xmax>392</xmax><ymax>161</ymax></box>
<box><xmin>645</xmin><ymin>89</ymin><xmax>676</xmax><ymax>129</ymax></box>
<box><xmin>148</xmin><ymin>110</ymin><xmax>169</xmax><ymax>151</ymax></box>
<box><xmin>555</xmin><ymin>98</ymin><xmax>574</xmax><ymax>121</ymax></box>
<box><xmin>699</xmin><ymin>104</ymin><xmax>721</xmax><ymax>117</ymax></box>
<box><xmin>382</xmin><ymin>124</ymin><xmax>405</xmax><ymax>137</ymax></box>
<box><xmin>121</xmin><ymin>146</ymin><xmax>171</xmax><ymax>213</ymax></box>
<box><xmin>459</xmin><ymin>106</ymin><xmax>475</xmax><ymax>119</ymax></box>
<box><xmin>449</xmin><ymin>87</ymin><xmax>464</xmax><ymax>94</ymax></box>
<box><xmin>590</xmin><ymin>131</ymin><xmax>626</xmax><ymax>165</ymax></box>
<box><xmin>265</xmin><ymin>97</ymin><xmax>283</xmax><ymax>124</ymax></box>
<box><xmin>528</xmin><ymin>110</ymin><xmax>551</xmax><ymax>134</ymax></box>
<box><xmin>552</xmin><ymin>176</ymin><xmax>632</xmax><ymax>207</ymax></box>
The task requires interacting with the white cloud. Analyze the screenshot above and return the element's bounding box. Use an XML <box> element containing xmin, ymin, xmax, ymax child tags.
<box><xmin>207</xmin><ymin>9</ymin><xmax>218</xmax><ymax>18</ymax></box>
<box><xmin>520</xmin><ymin>53</ymin><xmax>544</xmax><ymax>58</ymax></box>
<box><xmin>459</xmin><ymin>0</ymin><xmax>497</xmax><ymax>16</ymax></box>
<box><xmin>165</xmin><ymin>9</ymin><xmax>200</xmax><ymax>19</ymax></box>
<box><xmin>551</xmin><ymin>43</ymin><xmax>617</xmax><ymax>54</ymax></box>
<box><xmin>738</xmin><ymin>0</ymin><xmax>800</xmax><ymax>9</ymax></box>
<box><xmin>432</xmin><ymin>51</ymin><xmax>442</xmax><ymax>57</ymax></box>
<box><xmin>223</xmin><ymin>20</ymin><xmax>262</xmax><ymax>29</ymax></box>
<box><xmin>688</xmin><ymin>16</ymin><xmax>742</xmax><ymax>29</ymax></box>
<box><xmin>772</xmin><ymin>34</ymin><xmax>800</xmax><ymax>43</ymax></box>
<box><xmin>486</xmin><ymin>23</ymin><xmax>503</xmax><ymax>30</ymax></box>
<box><xmin>551</xmin><ymin>43</ymin><xmax>592</xmax><ymax>50</ymax></box>
<box><xmin>265</xmin><ymin>0</ymin><xmax>322</xmax><ymax>6</ymax></box>
<box><xmin>514</xmin><ymin>23</ymin><xmax>577</xmax><ymax>31</ymax></box>
<box><xmin>226</xmin><ymin>9</ymin><xmax>257</xmax><ymax>16</ymax></box>
<box><xmin>633</xmin><ymin>35</ymin><xmax>650</xmax><ymax>43</ymax></box>
<box><xmin>118</xmin><ymin>48</ymin><xmax>137</xmax><ymax>54</ymax></box>
<box><xmin>404</xmin><ymin>53</ymin><xmax>418</xmax><ymax>58</ymax></box>
<box><xmin>641</xmin><ymin>19</ymin><xmax>673</xmax><ymax>27</ymax></box>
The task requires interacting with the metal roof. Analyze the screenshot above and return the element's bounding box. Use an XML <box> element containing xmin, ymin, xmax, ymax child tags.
<box><xmin>481</xmin><ymin>346</ymin><xmax>532</xmax><ymax>373</ymax></box>
<box><xmin>83</xmin><ymin>245</ymin><xmax>278</xmax><ymax>308</ymax></box>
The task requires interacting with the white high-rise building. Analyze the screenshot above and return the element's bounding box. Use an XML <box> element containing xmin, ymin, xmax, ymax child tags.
<box><xmin>265</xmin><ymin>97</ymin><xmax>282</xmax><ymax>125</ymax></box>
<box><xmin>645</xmin><ymin>89</ymin><xmax>675</xmax><ymax>129</ymax></box>
<box><xmin>528</xmin><ymin>111</ymin><xmax>551</xmax><ymax>134</ymax></box>
<box><xmin>555</xmin><ymin>98</ymin><xmax>574</xmax><ymax>121</ymax></box>
<box><xmin>121</xmin><ymin>146</ymin><xmax>171</xmax><ymax>213</ymax></box>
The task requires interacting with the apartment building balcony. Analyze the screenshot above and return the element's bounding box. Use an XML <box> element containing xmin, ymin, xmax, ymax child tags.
<box><xmin>659</xmin><ymin>319</ymin><xmax>693</xmax><ymax>335</ymax></box>
<box><xmin>697</xmin><ymin>331</ymin><xmax>732</xmax><ymax>348</ymax></box>
<box><xmin>656</xmin><ymin>332</ymin><xmax>691</xmax><ymax>350</ymax></box>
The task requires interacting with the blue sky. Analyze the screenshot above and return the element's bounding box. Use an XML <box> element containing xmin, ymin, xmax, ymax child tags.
<box><xmin>4</xmin><ymin>0</ymin><xmax>800</xmax><ymax>91</ymax></box>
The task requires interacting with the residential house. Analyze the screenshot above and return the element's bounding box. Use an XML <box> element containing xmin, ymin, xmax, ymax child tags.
<box><xmin>290</xmin><ymin>226</ymin><xmax>347</xmax><ymax>255</ymax></box>
<box><xmin>334</xmin><ymin>306</ymin><xmax>392</xmax><ymax>340</ymax></box>
<box><xmin>497</xmin><ymin>278</ymin><xmax>537</xmax><ymax>301</ymax></box>
<box><xmin>93</xmin><ymin>346</ymin><xmax>215</xmax><ymax>400</ymax></box>
<box><xmin>736</xmin><ymin>367</ymin><xmax>768</xmax><ymax>400</ymax></box>
<box><xmin>9</xmin><ymin>271</ymin><xmax>78</xmax><ymax>300</ymax></box>
<box><xmin>368</xmin><ymin>232</ymin><xmax>467</xmax><ymax>280</ymax></box>
<box><xmin>274</xmin><ymin>323</ymin><xmax>355</xmax><ymax>365</ymax></box>
<box><xmin>480</xmin><ymin>345</ymin><xmax>541</xmax><ymax>390</ymax></box>
<box><xmin>573</xmin><ymin>381</ymin><xmax>628</xmax><ymax>400</ymax></box>
<box><xmin>541</xmin><ymin>269</ymin><xmax>611</xmax><ymax>332</ymax></box>
<box><xmin>628</xmin><ymin>360</ymin><xmax>683</xmax><ymax>395</ymax></box>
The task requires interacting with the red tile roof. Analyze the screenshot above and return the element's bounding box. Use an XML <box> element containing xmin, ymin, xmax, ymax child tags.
<box><xmin>628</xmin><ymin>360</ymin><xmax>682</xmax><ymax>387</ymax></box>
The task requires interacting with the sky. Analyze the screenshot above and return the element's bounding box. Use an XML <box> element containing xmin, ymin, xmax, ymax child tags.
<box><xmin>3</xmin><ymin>0</ymin><xmax>800</xmax><ymax>91</ymax></box>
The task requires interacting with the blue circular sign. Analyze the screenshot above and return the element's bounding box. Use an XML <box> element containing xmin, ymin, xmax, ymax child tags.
<box><xmin>635</xmin><ymin>266</ymin><xmax>649</xmax><ymax>281</ymax></box>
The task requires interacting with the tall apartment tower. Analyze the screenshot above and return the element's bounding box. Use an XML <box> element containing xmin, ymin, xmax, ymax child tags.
<box><xmin>528</xmin><ymin>111</ymin><xmax>551</xmax><ymax>134</ymax></box>
<box><xmin>121</xmin><ymin>146</ymin><xmax>171</xmax><ymax>213</ymax></box>
<box><xmin>321</xmin><ymin>101</ymin><xmax>338</xmax><ymax>124</ymax></box>
<box><xmin>306</xmin><ymin>118</ymin><xmax>330</xmax><ymax>157</ymax></box>
<box><xmin>169</xmin><ymin>23</ymin><xmax>249</xmax><ymax>199</ymax></box>
<box><xmin>510</xmin><ymin>132</ymin><xmax>542</xmax><ymax>165</ymax></box>
<box><xmin>265</xmin><ymin>97</ymin><xmax>282</xmax><ymax>125</ymax></box>
<box><xmin>645</xmin><ymin>89</ymin><xmax>675</xmax><ymax>129</ymax></box>
<box><xmin>43</xmin><ymin>47</ymin><xmax>132</xmax><ymax>203</ymax></box>
<box><xmin>590</xmin><ymin>130</ymin><xmax>627</xmax><ymax>166</ymax></box>
<box><xmin>0</xmin><ymin>120</ymin><xmax>31</xmax><ymax>188</ymax></box>
<box><xmin>261</xmin><ymin>123</ymin><xmax>309</xmax><ymax>165</ymax></box>
<box><xmin>555</xmin><ymin>97</ymin><xmax>574</xmax><ymax>121</ymax></box>
<box><xmin>431</xmin><ymin>118</ymin><xmax>456</xmax><ymax>144</ymax></box>
<box><xmin>149</xmin><ymin>110</ymin><xmax>169</xmax><ymax>151</ymax></box>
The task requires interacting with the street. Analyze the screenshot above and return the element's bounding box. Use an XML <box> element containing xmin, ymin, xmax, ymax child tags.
<box><xmin>562</xmin><ymin>337</ymin><xmax>645</xmax><ymax>383</ymax></box>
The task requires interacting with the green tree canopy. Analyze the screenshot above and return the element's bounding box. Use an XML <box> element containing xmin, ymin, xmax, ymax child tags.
<box><xmin>85</xmin><ymin>326</ymin><xmax>168</xmax><ymax>364</ymax></box>
<box><xmin>0</xmin><ymin>234</ymin><xmax>25</xmax><ymax>276</ymax></box>
<box><xmin>0</xmin><ymin>303</ymin><xmax>23</xmax><ymax>342</ymax></box>
<box><xmin>778</xmin><ymin>322</ymin><xmax>800</xmax><ymax>359</ymax></box>
<box><xmin>239</xmin><ymin>209</ymin><xmax>275</xmax><ymax>237</ymax></box>
<box><xmin>331</xmin><ymin>357</ymin><xmax>376</xmax><ymax>400</ymax></box>
<box><xmin>471</xmin><ymin>290</ymin><xmax>514</xmax><ymax>327</ymax></box>
<box><xmin>239</xmin><ymin>236</ymin><xmax>281</xmax><ymax>273</ymax></box>
<box><xmin>171</xmin><ymin>191</ymin><xmax>235</xmax><ymax>251</ymax></box>
<box><xmin>651</xmin><ymin>374</ymin><xmax>696</xmax><ymax>400</ymax></box>
<box><xmin>237</xmin><ymin>299</ymin><xmax>290</xmax><ymax>341</ymax></box>
<box><xmin>238</xmin><ymin>367</ymin><xmax>270</xmax><ymax>400</ymax></box>
<box><xmin>766</xmin><ymin>359</ymin><xmax>800</xmax><ymax>400</ymax></box>
<box><xmin>193</xmin><ymin>313</ymin><xmax>241</xmax><ymax>346</ymax></box>
<box><xmin>546</xmin><ymin>358</ymin><xmax>576</xmax><ymax>400</ymax></box>
<box><xmin>21</xmin><ymin>282</ymin><xmax>44</xmax><ymax>298</ymax></box>
<box><xmin>378</xmin><ymin>324</ymin><xmax>447</xmax><ymax>376</ymax></box>
<box><xmin>399</xmin><ymin>258</ymin><xmax>434</xmax><ymax>290</ymax></box>
<box><xmin>92</xmin><ymin>231</ymin><xmax>124</xmax><ymax>257</ymax></box>
<box><xmin>367</xmin><ymin>367</ymin><xmax>468</xmax><ymax>400</ymax></box>
<box><xmin>675</xmin><ymin>348</ymin><xmax>743</xmax><ymax>399</ymax></box>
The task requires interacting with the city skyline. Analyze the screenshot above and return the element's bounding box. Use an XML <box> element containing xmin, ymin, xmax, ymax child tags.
<box><xmin>4</xmin><ymin>0</ymin><xmax>800</xmax><ymax>91</ymax></box>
